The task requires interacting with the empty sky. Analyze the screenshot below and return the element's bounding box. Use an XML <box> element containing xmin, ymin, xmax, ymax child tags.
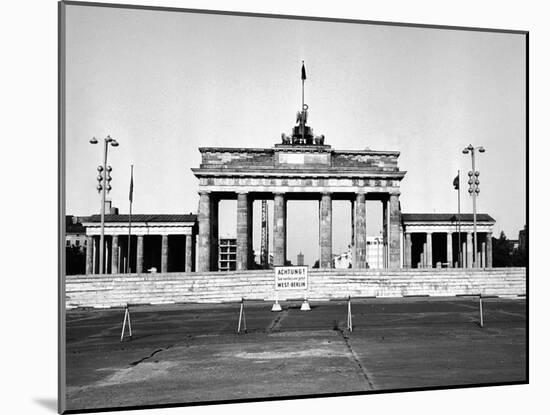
<box><xmin>64</xmin><ymin>4</ymin><xmax>526</xmax><ymax>265</ymax></box>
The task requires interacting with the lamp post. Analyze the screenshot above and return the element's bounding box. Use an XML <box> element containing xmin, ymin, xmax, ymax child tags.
<box><xmin>90</xmin><ymin>135</ymin><xmax>119</xmax><ymax>274</ymax></box>
<box><xmin>462</xmin><ymin>144</ymin><xmax>485</xmax><ymax>268</ymax></box>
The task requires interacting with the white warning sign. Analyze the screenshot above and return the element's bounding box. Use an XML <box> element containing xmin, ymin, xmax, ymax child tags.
<box><xmin>274</xmin><ymin>266</ymin><xmax>308</xmax><ymax>290</ymax></box>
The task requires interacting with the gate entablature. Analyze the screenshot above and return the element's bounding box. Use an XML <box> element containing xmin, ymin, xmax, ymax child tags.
<box><xmin>196</xmin><ymin>146</ymin><xmax>402</xmax><ymax>171</ymax></box>
<box><xmin>193</xmin><ymin>146</ymin><xmax>406</xmax><ymax>195</ymax></box>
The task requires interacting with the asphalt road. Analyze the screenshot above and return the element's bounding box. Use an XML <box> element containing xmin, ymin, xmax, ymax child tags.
<box><xmin>64</xmin><ymin>297</ymin><xmax>526</xmax><ymax>412</ymax></box>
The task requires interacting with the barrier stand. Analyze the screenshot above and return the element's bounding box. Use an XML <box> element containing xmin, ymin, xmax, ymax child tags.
<box><xmin>271</xmin><ymin>291</ymin><xmax>282</xmax><ymax>312</ymax></box>
<box><xmin>300</xmin><ymin>284</ymin><xmax>310</xmax><ymax>311</ymax></box>
<box><xmin>237</xmin><ymin>298</ymin><xmax>247</xmax><ymax>334</ymax></box>
<box><xmin>300</xmin><ymin>296</ymin><xmax>311</xmax><ymax>311</ymax></box>
<box><xmin>120</xmin><ymin>304</ymin><xmax>132</xmax><ymax>342</ymax></box>
<box><xmin>479</xmin><ymin>294</ymin><xmax>484</xmax><ymax>328</ymax></box>
<box><xmin>329</xmin><ymin>296</ymin><xmax>355</xmax><ymax>331</ymax></box>
<box><xmin>347</xmin><ymin>296</ymin><xmax>353</xmax><ymax>332</ymax></box>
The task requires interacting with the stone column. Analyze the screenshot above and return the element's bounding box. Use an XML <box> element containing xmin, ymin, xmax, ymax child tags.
<box><xmin>399</xmin><ymin>226</ymin><xmax>406</xmax><ymax>268</ymax></box>
<box><xmin>404</xmin><ymin>233</ymin><xmax>412</xmax><ymax>268</ymax></box>
<box><xmin>422</xmin><ymin>242</ymin><xmax>428</xmax><ymax>268</ymax></box>
<box><xmin>446</xmin><ymin>232</ymin><xmax>453</xmax><ymax>267</ymax></box>
<box><xmin>185</xmin><ymin>234</ymin><xmax>193</xmax><ymax>272</ymax></box>
<box><xmin>462</xmin><ymin>241</ymin><xmax>467</xmax><ymax>268</ymax></box>
<box><xmin>198</xmin><ymin>191</ymin><xmax>211</xmax><ymax>272</ymax></box>
<box><xmin>92</xmin><ymin>236</ymin><xmax>97</xmax><ymax>274</ymax></box>
<box><xmin>382</xmin><ymin>200</ymin><xmax>388</xmax><ymax>268</ymax></box>
<box><xmin>353</xmin><ymin>193</ymin><xmax>367</xmax><ymax>268</ymax></box>
<box><xmin>486</xmin><ymin>233</ymin><xmax>493</xmax><ymax>268</ymax></box>
<box><xmin>388</xmin><ymin>193</ymin><xmax>402</xmax><ymax>268</ymax></box>
<box><xmin>210</xmin><ymin>196</ymin><xmax>219</xmax><ymax>271</ymax></box>
<box><xmin>236</xmin><ymin>192</ymin><xmax>250</xmax><ymax>270</ymax></box>
<box><xmin>317</xmin><ymin>200</ymin><xmax>322</xmax><ymax>262</ymax></box>
<box><xmin>161</xmin><ymin>235</ymin><xmax>169</xmax><ymax>273</ymax></box>
<box><xmin>273</xmin><ymin>193</ymin><xmax>286</xmax><ymax>266</ymax></box>
<box><xmin>319</xmin><ymin>193</ymin><xmax>333</xmax><ymax>268</ymax></box>
<box><xmin>283</xmin><ymin>196</ymin><xmax>287</xmax><ymax>267</ymax></box>
<box><xmin>466</xmin><ymin>232</ymin><xmax>473</xmax><ymax>268</ymax></box>
<box><xmin>86</xmin><ymin>236</ymin><xmax>93</xmax><ymax>274</ymax></box>
<box><xmin>420</xmin><ymin>252</ymin><xmax>424</xmax><ymax>268</ymax></box>
<box><xmin>136</xmin><ymin>235</ymin><xmax>144</xmax><ymax>273</ymax></box>
<box><xmin>426</xmin><ymin>232</ymin><xmax>433</xmax><ymax>268</ymax></box>
<box><xmin>111</xmin><ymin>235</ymin><xmax>119</xmax><ymax>274</ymax></box>
<box><xmin>350</xmin><ymin>198</ymin><xmax>355</xmax><ymax>249</ymax></box>
<box><xmin>481</xmin><ymin>241</ymin><xmax>486</xmax><ymax>268</ymax></box>
<box><xmin>247</xmin><ymin>197</ymin><xmax>253</xmax><ymax>268</ymax></box>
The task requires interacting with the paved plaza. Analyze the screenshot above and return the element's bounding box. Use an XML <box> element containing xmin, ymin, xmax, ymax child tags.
<box><xmin>65</xmin><ymin>297</ymin><xmax>526</xmax><ymax>412</ymax></box>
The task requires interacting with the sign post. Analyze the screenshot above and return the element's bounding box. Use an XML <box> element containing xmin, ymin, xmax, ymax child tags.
<box><xmin>274</xmin><ymin>266</ymin><xmax>309</xmax><ymax>311</ymax></box>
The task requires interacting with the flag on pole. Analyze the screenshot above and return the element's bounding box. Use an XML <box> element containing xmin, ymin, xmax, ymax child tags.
<box><xmin>453</xmin><ymin>174</ymin><xmax>460</xmax><ymax>190</ymax></box>
<box><xmin>301</xmin><ymin>62</ymin><xmax>306</xmax><ymax>80</ymax></box>
<box><xmin>129</xmin><ymin>165</ymin><xmax>134</xmax><ymax>202</ymax></box>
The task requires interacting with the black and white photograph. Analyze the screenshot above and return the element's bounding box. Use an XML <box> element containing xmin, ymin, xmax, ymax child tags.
<box><xmin>57</xmin><ymin>1</ymin><xmax>529</xmax><ymax>413</ymax></box>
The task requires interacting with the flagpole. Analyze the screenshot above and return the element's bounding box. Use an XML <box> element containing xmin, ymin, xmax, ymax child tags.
<box><xmin>457</xmin><ymin>169</ymin><xmax>462</xmax><ymax>268</ymax></box>
<box><xmin>301</xmin><ymin>60</ymin><xmax>305</xmax><ymax>144</ymax></box>
<box><xmin>302</xmin><ymin>61</ymin><xmax>305</xmax><ymax>111</ymax></box>
<box><xmin>127</xmin><ymin>164</ymin><xmax>133</xmax><ymax>273</ymax></box>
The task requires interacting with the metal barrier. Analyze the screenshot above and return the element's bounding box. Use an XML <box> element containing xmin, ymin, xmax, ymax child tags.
<box><xmin>234</xmin><ymin>293</ymin><xmax>524</xmax><ymax>334</ymax></box>
<box><xmin>120</xmin><ymin>304</ymin><xmax>133</xmax><ymax>341</ymax></box>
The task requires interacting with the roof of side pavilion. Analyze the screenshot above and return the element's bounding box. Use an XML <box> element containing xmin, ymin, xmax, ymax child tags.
<box><xmin>81</xmin><ymin>214</ymin><xmax>197</xmax><ymax>237</ymax></box>
<box><xmin>401</xmin><ymin>213</ymin><xmax>496</xmax><ymax>234</ymax></box>
<box><xmin>85</xmin><ymin>214</ymin><xmax>197</xmax><ymax>223</ymax></box>
<box><xmin>402</xmin><ymin>213</ymin><xmax>495</xmax><ymax>223</ymax></box>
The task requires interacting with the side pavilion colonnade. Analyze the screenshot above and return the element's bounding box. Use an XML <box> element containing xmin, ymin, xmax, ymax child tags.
<box><xmin>82</xmin><ymin>214</ymin><xmax>197</xmax><ymax>274</ymax></box>
<box><xmin>192</xmin><ymin>144</ymin><xmax>407</xmax><ymax>271</ymax></box>
<box><xmin>402</xmin><ymin>213</ymin><xmax>495</xmax><ymax>269</ymax></box>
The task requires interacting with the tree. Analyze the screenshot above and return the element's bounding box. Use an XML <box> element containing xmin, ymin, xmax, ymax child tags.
<box><xmin>66</xmin><ymin>245</ymin><xmax>86</xmax><ymax>275</ymax></box>
<box><xmin>491</xmin><ymin>231</ymin><xmax>526</xmax><ymax>267</ymax></box>
<box><xmin>511</xmin><ymin>249</ymin><xmax>527</xmax><ymax>267</ymax></box>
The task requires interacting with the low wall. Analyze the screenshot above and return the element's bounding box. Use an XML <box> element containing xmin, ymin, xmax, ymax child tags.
<box><xmin>65</xmin><ymin>268</ymin><xmax>526</xmax><ymax>309</ymax></box>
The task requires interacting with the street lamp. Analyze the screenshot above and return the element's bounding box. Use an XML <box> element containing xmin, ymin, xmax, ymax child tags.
<box><xmin>90</xmin><ymin>135</ymin><xmax>119</xmax><ymax>274</ymax></box>
<box><xmin>462</xmin><ymin>144</ymin><xmax>485</xmax><ymax>268</ymax></box>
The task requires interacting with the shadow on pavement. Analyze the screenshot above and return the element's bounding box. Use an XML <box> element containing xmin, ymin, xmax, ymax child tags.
<box><xmin>34</xmin><ymin>398</ymin><xmax>57</xmax><ymax>413</ymax></box>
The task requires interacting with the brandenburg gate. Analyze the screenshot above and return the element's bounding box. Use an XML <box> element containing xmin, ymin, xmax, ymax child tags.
<box><xmin>192</xmin><ymin>102</ymin><xmax>407</xmax><ymax>272</ymax></box>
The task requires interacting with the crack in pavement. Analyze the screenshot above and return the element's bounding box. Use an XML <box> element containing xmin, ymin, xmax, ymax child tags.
<box><xmin>266</xmin><ymin>309</ymin><xmax>289</xmax><ymax>333</ymax></box>
<box><xmin>335</xmin><ymin>327</ymin><xmax>375</xmax><ymax>390</ymax></box>
<box><xmin>129</xmin><ymin>345</ymin><xmax>174</xmax><ymax>367</ymax></box>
